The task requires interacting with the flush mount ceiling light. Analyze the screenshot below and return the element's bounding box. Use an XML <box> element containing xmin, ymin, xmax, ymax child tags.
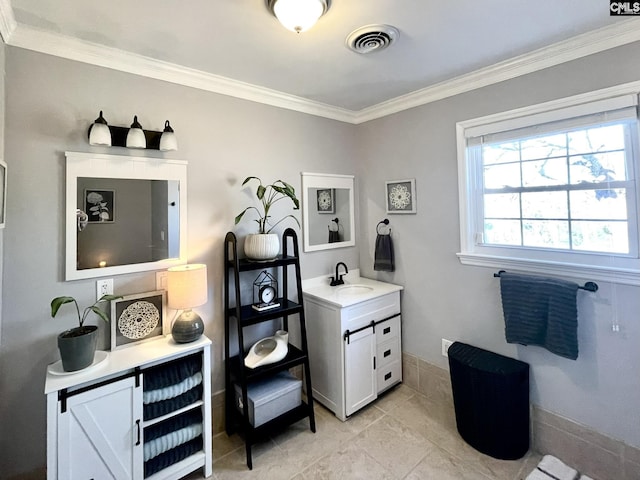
<box><xmin>346</xmin><ymin>24</ymin><xmax>400</xmax><ymax>54</ymax></box>
<box><xmin>267</xmin><ymin>0</ymin><xmax>330</xmax><ymax>33</ymax></box>
<box><xmin>88</xmin><ymin>111</ymin><xmax>112</xmax><ymax>146</ymax></box>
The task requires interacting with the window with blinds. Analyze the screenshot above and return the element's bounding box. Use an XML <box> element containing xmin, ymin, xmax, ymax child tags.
<box><xmin>456</xmin><ymin>88</ymin><xmax>640</xmax><ymax>284</ymax></box>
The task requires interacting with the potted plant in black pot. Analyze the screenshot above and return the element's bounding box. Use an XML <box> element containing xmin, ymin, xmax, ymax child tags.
<box><xmin>51</xmin><ymin>294</ymin><xmax>121</xmax><ymax>372</ymax></box>
<box><xmin>235</xmin><ymin>176</ymin><xmax>300</xmax><ymax>260</ymax></box>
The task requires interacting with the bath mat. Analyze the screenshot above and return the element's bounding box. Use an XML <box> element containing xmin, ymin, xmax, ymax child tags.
<box><xmin>525</xmin><ymin>454</ymin><xmax>593</xmax><ymax>480</ymax></box>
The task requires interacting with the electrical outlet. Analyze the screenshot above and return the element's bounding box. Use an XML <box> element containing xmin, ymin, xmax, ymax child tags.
<box><xmin>156</xmin><ymin>271</ymin><xmax>168</xmax><ymax>290</ymax></box>
<box><xmin>96</xmin><ymin>279</ymin><xmax>113</xmax><ymax>300</ymax></box>
<box><xmin>442</xmin><ymin>338</ymin><xmax>453</xmax><ymax>357</ymax></box>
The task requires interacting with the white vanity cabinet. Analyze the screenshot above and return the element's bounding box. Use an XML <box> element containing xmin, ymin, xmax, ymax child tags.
<box><xmin>45</xmin><ymin>336</ymin><xmax>212</xmax><ymax>480</ymax></box>
<box><xmin>303</xmin><ymin>286</ymin><xmax>402</xmax><ymax>421</ymax></box>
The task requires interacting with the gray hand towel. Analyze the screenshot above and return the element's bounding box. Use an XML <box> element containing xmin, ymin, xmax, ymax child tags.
<box><xmin>374</xmin><ymin>233</ymin><xmax>395</xmax><ymax>272</ymax></box>
<box><xmin>500</xmin><ymin>272</ymin><xmax>579</xmax><ymax>360</ymax></box>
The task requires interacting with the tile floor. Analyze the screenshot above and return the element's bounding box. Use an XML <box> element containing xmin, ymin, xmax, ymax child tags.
<box><xmin>190</xmin><ymin>384</ymin><xmax>543</xmax><ymax>480</ymax></box>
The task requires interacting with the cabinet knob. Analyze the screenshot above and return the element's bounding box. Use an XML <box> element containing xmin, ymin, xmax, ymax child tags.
<box><xmin>135</xmin><ymin>419</ymin><xmax>141</xmax><ymax>446</ymax></box>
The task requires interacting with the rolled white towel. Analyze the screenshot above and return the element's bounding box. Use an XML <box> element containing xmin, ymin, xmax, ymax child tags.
<box><xmin>537</xmin><ymin>455</ymin><xmax>579</xmax><ymax>480</ymax></box>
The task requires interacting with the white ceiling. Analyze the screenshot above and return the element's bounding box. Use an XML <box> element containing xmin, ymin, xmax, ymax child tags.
<box><xmin>2</xmin><ymin>1</ymin><xmax>639</xmax><ymax>121</ymax></box>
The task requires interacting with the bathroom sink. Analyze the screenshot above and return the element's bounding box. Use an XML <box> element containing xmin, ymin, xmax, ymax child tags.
<box><xmin>337</xmin><ymin>285</ymin><xmax>374</xmax><ymax>296</ymax></box>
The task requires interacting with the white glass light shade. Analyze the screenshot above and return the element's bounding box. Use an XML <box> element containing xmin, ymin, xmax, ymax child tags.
<box><xmin>167</xmin><ymin>264</ymin><xmax>208</xmax><ymax>310</ymax></box>
<box><xmin>88</xmin><ymin>111</ymin><xmax>111</xmax><ymax>146</ymax></box>
<box><xmin>159</xmin><ymin>120</ymin><xmax>178</xmax><ymax>151</ymax></box>
<box><xmin>270</xmin><ymin>0</ymin><xmax>328</xmax><ymax>33</ymax></box>
<box><xmin>126</xmin><ymin>115</ymin><xmax>146</xmax><ymax>149</ymax></box>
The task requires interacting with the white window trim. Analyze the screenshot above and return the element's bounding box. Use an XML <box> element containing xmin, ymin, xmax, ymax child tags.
<box><xmin>456</xmin><ymin>81</ymin><xmax>640</xmax><ymax>286</ymax></box>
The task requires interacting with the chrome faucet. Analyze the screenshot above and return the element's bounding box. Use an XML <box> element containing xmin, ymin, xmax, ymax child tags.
<box><xmin>330</xmin><ymin>262</ymin><xmax>349</xmax><ymax>286</ymax></box>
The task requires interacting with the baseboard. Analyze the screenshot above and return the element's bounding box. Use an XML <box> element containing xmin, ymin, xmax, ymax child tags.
<box><xmin>402</xmin><ymin>351</ymin><xmax>640</xmax><ymax>480</ymax></box>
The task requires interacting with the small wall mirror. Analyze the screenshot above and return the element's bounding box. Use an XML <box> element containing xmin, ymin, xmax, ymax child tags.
<box><xmin>65</xmin><ymin>152</ymin><xmax>187</xmax><ymax>280</ymax></box>
<box><xmin>301</xmin><ymin>172</ymin><xmax>355</xmax><ymax>252</ymax></box>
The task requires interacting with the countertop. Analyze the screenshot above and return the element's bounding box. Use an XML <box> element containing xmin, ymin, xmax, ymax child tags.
<box><xmin>301</xmin><ymin>269</ymin><xmax>403</xmax><ymax>308</ymax></box>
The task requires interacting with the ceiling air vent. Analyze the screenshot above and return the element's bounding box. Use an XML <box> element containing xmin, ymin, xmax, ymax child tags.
<box><xmin>346</xmin><ymin>24</ymin><xmax>399</xmax><ymax>54</ymax></box>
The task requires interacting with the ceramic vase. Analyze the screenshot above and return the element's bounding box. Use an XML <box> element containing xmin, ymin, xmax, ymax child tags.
<box><xmin>244</xmin><ymin>233</ymin><xmax>280</xmax><ymax>261</ymax></box>
<box><xmin>244</xmin><ymin>330</ymin><xmax>289</xmax><ymax>369</ymax></box>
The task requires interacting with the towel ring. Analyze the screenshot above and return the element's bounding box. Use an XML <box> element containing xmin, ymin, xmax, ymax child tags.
<box><xmin>377</xmin><ymin>219</ymin><xmax>391</xmax><ymax>235</ymax></box>
<box><xmin>328</xmin><ymin>218</ymin><xmax>342</xmax><ymax>232</ymax></box>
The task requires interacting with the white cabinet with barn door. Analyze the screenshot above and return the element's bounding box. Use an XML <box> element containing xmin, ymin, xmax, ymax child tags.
<box><xmin>57</xmin><ymin>376</ymin><xmax>142</xmax><ymax>479</ymax></box>
<box><xmin>344</xmin><ymin>326</ymin><xmax>377</xmax><ymax>416</ymax></box>
<box><xmin>303</xmin><ymin>274</ymin><xmax>403</xmax><ymax>421</ymax></box>
<box><xmin>45</xmin><ymin>336</ymin><xmax>212</xmax><ymax>480</ymax></box>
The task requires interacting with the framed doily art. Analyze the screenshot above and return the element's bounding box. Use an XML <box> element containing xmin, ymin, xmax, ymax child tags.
<box><xmin>316</xmin><ymin>188</ymin><xmax>335</xmax><ymax>214</ymax></box>
<box><xmin>110</xmin><ymin>290</ymin><xmax>167</xmax><ymax>350</ymax></box>
<box><xmin>385</xmin><ymin>179</ymin><xmax>416</xmax><ymax>214</ymax></box>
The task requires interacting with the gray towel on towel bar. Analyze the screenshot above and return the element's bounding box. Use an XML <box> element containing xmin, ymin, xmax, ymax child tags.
<box><xmin>499</xmin><ymin>272</ymin><xmax>579</xmax><ymax>360</ymax></box>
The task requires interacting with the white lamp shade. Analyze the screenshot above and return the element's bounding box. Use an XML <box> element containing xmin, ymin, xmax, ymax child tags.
<box><xmin>89</xmin><ymin>111</ymin><xmax>112</xmax><ymax>146</ymax></box>
<box><xmin>160</xmin><ymin>121</ymin><xmax>178</xmax><ymax>151</ymax></box>
<box><xmin>167</xmin><ymin>264</ymin><xmax>208</xmax><ymax>310</ymax></box>
<box><xmin>272</xmin><ymin>0</ymin><xmax>326</xmax><ymax>33</ymax></box>
<box><xmin>126</xmin><ymin>115</ymin><xmax>146</xmax><ymax>149</ymax></box>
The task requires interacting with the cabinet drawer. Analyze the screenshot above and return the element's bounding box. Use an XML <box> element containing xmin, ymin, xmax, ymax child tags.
<box><xmin>376</xmin><ymin>315</ymin><xmax>401</xmax><ymax>345</ymax></box>
<box><xmin>376</xmin><ymin>337</ymin><xmax>401</xmax><ymax>369</ymax></box>
<box><xmin>343</xmin><ymin>292</ymin><xmax>400</xmax><ymax>331</ymax></box>
<box><xmin>377</xmin><ymin>360</ymin><xmax>402</xmax><ymax>394</ymax></box>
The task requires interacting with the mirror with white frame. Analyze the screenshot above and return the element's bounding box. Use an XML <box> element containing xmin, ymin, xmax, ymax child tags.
<box><xmin>301</xmin><ymin>172</ymin><xmax>355</xmax><ymax>252</ymax></box>
<box><xmin>65</xmin><ymin>151</ymin><xmax>188</xmax><ymax>280</ymax></box>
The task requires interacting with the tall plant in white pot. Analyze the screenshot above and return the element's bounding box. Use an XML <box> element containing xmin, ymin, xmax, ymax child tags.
<box><xmin>235</xmin><ymin>176</ymin><xmax>300</xmax><ymax>260</ymax></box>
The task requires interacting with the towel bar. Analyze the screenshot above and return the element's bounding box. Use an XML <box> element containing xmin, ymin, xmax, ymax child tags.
<box><xmin>493</xmin><ymin>270</ymin><xmax>598</xmax><ymax>292</ymax></box>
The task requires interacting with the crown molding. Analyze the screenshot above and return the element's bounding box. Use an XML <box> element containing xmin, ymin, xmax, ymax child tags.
<box><xmin>352</xmin><ymin>19</ymin><xmax>640</xmax><ymax>124</ymax></box>
<box><xmin>8</xmin><ymin>24</ymin><xmax>358</xmax><ymax>124</ymax></box>
<box><xmin>4</xmin><ymin>16</ymin><xmax>640</xmax><ymax>125</ymax></box>
<box><xmin>0</xmin><ymin>0</ymin><xmax>16</xmax><ymax>43</ymax></box>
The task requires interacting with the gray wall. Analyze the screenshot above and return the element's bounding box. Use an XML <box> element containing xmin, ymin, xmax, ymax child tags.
<box><xmin>0</xmin><ymin>40</ymin><xmax>5</xmax><ymax>346</ymax></box>
<box><xmin>0</xmin><ymin>47</ymin><xmax>359</xmax><ymax>478</ymax></box>
<box><xmin>356</xmin><ymin>41</ymin><xmax>640</xmax><ymax>450</ymax></box>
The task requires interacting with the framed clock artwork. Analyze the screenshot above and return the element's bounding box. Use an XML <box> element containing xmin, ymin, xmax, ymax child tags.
<box><xmin>316</xmin><ymin>188</ymin><xmax>335</xmax><ymax>214</ymax></box>
<box><xmin>252</xmin><ymin>270</ymin><xmax>280</xmax><ymax>312</ymax></box>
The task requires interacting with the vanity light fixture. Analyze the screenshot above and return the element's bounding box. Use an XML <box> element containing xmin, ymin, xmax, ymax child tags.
<box><xmin>88</xmin><ymin>111</ymin><xmax>112</xmax><ymax>146</ymax></box>
<box><xmin>267</xmin><ymin>0</ymin><xmax>330</xmax><ymax>33</ymax></box>
<box><xmin>87</xmin><ymin>111</ymin><xmax>177</xmax><ymax>150</ymax></box>
<box><xmin>167</xmin><ymin>264</ymin><xmax>208</xmax><ymax>343</ymax></box>
<box><xmin>126</xmin><ymin>115</ymin><xmax>146</xmax><ymax>149</ymax></box>
<box><xmin>159</xmin><ymin>120</ymin><xmax>178</xmax><ymax>152</ymax></box>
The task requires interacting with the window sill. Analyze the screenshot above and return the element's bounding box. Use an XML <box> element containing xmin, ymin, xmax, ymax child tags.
<box><xmin>456</xmin><ymin>252</ymin><xmax>640</xmax><ymax>286</ymax></box>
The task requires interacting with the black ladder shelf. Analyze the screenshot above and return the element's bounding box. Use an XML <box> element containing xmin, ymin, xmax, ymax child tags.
<box><xmin>223</xmin><ymin>228</ymin><xmax>316</xmax><ymax>469</ymax></box>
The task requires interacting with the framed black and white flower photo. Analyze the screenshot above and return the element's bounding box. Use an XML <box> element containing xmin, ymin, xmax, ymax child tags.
<box><xmin>385</xmin><ymin>179</ymin><xmax>416</xmax><ymax>214</ymax></box>
<box><xmin>84</xmin><ymin>189</ymin><xmax>115</xmax><ymax>223</ymax></box>
<box><xmin>110</xmin><ymin>290</ymin><xmax>167</xmax><ymax>350</ymax></box>
<box><xmin>316</xmin><ymin>188</ymin><xmax>335</xmax><ymax>214</ymax></box>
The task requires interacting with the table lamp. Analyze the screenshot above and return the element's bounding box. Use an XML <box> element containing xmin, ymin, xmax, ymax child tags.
<box><xmin>167</xmin><ymin>264</ymin><xmax>208</xmax><ymax>343</ymax></box>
